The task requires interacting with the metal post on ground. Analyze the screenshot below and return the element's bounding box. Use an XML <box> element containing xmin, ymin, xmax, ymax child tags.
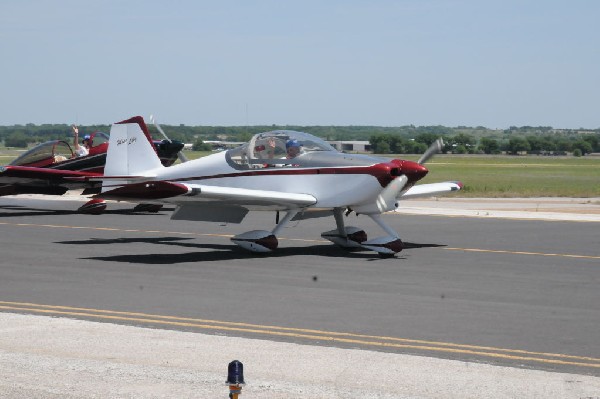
<box><xmin>226</xmin><ymin>360</ymin><xmax>245</xmax><ymax>398</ymax></box>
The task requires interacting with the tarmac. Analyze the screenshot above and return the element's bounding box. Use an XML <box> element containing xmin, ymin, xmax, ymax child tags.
<box><xmin>1</xmin><ymin>196</ymin><xmax>600</xmax><ymax>398</ymax></box>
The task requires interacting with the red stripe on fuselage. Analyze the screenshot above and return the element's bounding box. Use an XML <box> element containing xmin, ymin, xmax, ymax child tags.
<box><xmin>165</xmin><ymin>163</ymin><xmax>403</xmax><ymax>187</ymax></box>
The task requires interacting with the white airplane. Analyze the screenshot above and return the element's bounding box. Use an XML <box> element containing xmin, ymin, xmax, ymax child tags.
<box><xmin>96</xmin><ymin>116</ymin><xmax>462</xmax><ymax>256</ymax></box>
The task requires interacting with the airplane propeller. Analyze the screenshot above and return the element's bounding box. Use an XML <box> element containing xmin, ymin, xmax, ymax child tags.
<box><xmin>149</xmin><ymin>115</ymin><xmax>189</xmax><ymax>163</ymax></box>
<box><xmin>417</xmin><ymin>138</ymin><xmax>444</xmax><ymax>165</ymax></box>
<box><xmin>353</xmin><ymin>138</ymin><xmax>443</xmax><ymax>215</ymax></box>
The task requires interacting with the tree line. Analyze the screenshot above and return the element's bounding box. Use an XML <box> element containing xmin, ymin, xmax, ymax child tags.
<box><xmin>1</xmin><ymin>123</ymin><xmax>599</xmax><ymax>155</ymax></box>
<box><xmin>369</xmin><ymin>131</ymin><xmax>600</xmax><ymax>156</ymax></box>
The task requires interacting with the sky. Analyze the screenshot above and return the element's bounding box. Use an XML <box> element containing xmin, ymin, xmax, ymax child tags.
<box><xmin>1</xmin><ymin>0</ymin><xmax>599</xmax><ymax>128</ymax></box>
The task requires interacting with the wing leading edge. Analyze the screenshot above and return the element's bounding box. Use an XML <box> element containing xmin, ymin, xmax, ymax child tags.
<box><xmin>399</xmin><ymin>181</ymin><xmax>463</xmax><ymax>200</ymax></box>
<box><xmin>99</xmin><ymin>180</ymin><xmax>317</xmax><ymax>209</ymax></box>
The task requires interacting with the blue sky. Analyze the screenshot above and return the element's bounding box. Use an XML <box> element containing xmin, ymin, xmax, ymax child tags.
<box><xmin>1</xmin><ymin>0</ymin><xmax>598</xmax><ymax>128</ymax></box>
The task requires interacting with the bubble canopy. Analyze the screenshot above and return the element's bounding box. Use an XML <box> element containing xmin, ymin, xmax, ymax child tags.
<box><xmin>226</xmin><ymin>130</ymin><xmax>337</xmax><ymax>168</ymax></box>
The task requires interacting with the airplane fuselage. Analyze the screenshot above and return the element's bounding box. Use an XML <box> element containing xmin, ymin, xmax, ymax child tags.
<box><xmin>139</xmin><ymin>150</ymin><xmax>418</xmax><ymax>209</ymax></box>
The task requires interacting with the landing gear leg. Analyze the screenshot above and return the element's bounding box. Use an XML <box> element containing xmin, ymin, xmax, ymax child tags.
<box><xmin>361</xmin><ymin>213</ymin><xmax>404</xmax><ymax>256</ymax></box>
<box><xmin>272</xmin><ymin>210</ymin><xmax>299</xmax><ymax>236</ymax></box>
<box><xmin>333</xmin><ymin>207</ymin><xmax>346</xmax><ymax>237</ymax></box>
<box><xmin>368</xmin><ymin>213</ymin><xmax>400</xmax><ymax>238</ymax></box>
<box><xmin>321</xmin><ymin>207</ymin><xmax>367</xmax><ymax>248</ymax></box>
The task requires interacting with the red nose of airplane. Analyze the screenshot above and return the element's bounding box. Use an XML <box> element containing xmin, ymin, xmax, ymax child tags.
<box><xmin>399</xmin><ymin>160</ymin><xmax>429</xmax><ymax>181</ymax></box>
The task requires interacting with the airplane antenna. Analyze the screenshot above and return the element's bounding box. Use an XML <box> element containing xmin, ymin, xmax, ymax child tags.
<box><xmin>245</xmin><ymin>103</ymin><xmax>249</xmax><ymax>136</ymax></box>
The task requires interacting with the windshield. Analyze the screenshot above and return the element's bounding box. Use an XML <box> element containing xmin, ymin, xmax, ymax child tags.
<box><xmin>9</xmin><ymin>141</ymin><xmax>74</xmax><ymax>166</ymax></box>
<box><xmin>90</xmin><ymin>131</ymin><xmax>109</xmax><ymax>146</ymax></box>
<box><xmin>226</xmin><ymin>130</ymin><xmax>336</xmax><ymax>168</ymax></box>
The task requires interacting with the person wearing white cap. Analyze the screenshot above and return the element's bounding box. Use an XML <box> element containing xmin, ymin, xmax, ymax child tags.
<box><xmin>72</xmin><ymin>125</ymin><xmax>90</xmax><ymax>157</ymax></box>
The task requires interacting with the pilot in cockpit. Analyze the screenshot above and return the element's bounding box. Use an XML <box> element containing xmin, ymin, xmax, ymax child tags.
<box><xmin>285</xmin><ymin>139</ymin><xmax>302</xmax><ymax>159</ymax></box>
<box><xmin>263</xmin><ymin>137</ymin><xmax>301</xmax><ymax>166</ymax></box>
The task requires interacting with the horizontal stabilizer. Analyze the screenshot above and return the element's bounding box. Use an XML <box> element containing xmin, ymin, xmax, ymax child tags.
<box><xmin>98</xmin><ymin>181</ymin><xmax>190</xmax><ymax>200</ymax></box>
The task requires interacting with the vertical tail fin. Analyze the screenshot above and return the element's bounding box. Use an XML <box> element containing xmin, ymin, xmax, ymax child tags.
<box><xmin>102</xmin><ymin>116</ymin><xmax>164</xmax><ymax>193</ymax></box>
<box><xmin>104</xmin><ymin>116</ymin><xmax>164</xmax><ymax>177</ymax></box>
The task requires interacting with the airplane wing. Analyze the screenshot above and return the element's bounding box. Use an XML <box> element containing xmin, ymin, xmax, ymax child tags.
<box><xmin>0</xmin><ymin>165</ymin><xmax>102</xmax><ymax>181</ymax></box>
<box><xmin>99</xmin><ymin>181</ymin><xmax>316</xmax><ymax>206</ymax></box>
<box><xmin>0</xmin><ymin>165</ymin><xmax>103</xmax><ymax>196</ymax></box>
<box><xmin>399</xmin><ymin>181</ymin><xmax>463</xmax><ymax>200</ymax></box>
<box><xmin>98</xmin><ymin>180</ymin><xmax>317</xmax><ymax>222</ymax></box>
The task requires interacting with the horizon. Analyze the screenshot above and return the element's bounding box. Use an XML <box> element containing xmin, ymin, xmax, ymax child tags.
<box><xmin>2</xmin><ymin>121</ymin><xmax>598</xmax><ymax>131</ymax></box>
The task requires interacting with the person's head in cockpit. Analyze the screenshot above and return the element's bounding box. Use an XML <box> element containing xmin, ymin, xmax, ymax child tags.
<box><xmin>286</xmin><ymin>139</ymin><xmax>301</xmax><ymax>159</ymax></box>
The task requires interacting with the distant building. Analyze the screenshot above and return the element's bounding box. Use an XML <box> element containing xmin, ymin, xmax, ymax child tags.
<box><xmin>201</xmin><ymin>140</ymin><xmax>245</xmax><ymax>150</ymax></box>
<box><xmin>327</xmin><ymin>141</ymin><xmax>371</xmax><ymax>153</ymax></box>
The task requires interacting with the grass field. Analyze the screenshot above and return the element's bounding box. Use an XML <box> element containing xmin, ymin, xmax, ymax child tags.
<box><xmin>402</xmin><ymin>154</ymin><xmax>600</xmax><ymax>197</ymax></box>
<box><xmin>2</xmin><ymin>148</ymin><xmax>599</xmax><ymax>198</ymax></box>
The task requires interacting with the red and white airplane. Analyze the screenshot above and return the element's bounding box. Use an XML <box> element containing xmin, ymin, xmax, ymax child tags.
<box><xmin>97</xmin><ymin>116</ymin><xmax>462</xmax><ymax>256</ymax></box>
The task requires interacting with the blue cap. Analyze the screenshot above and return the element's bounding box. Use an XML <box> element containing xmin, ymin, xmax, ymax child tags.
<box><xmin>286</xmin><ymin>139</ymin><xmax>300</xmax><ymax>148</ymax></box>
<box><xmin>83</xmin><ymin>135</ymin><xmax>91</xmax><ymax>140</ymax></box>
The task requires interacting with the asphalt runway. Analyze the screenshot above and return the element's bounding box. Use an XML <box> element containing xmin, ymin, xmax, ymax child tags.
<box><xmin>0</xmin><ymin>196</ymin><xmax>599</xmax><ymax>376</ymax></box>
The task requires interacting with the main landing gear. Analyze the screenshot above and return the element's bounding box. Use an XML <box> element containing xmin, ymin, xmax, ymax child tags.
<box><xmin>321</xmin><ymin>208</ymin><xmax>403</xmax><ymax>257</ymax></box>
<box><xmin>230</xmin><ymin>210</ymin><xmax>299</xmax><ymax>253</ymax></box>
<box><xmin>231</xmin><ymin>208</ymin><xmax>403</xmax><ymax>257</ymax></box>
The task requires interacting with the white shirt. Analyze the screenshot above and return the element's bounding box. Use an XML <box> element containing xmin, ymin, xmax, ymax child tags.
<box><xmin>75</xmin><ymin>146</ymin><xmax>89</xmax><ymax>157</ymax></box>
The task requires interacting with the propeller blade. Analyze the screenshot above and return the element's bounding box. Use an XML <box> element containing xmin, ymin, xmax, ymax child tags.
<box><xmin>353</xmin><ymin>175</ymin><xmax>409</xmax><ymax>214</ymax></box>
<box><xmin>417</xmin><ymin>138</ymin><xmax>444</xmax><ymax>165</ymax></box>
<box><xmin>378</xmin><ymin>174</ymin><xmax>409</xmax><ymax>211</ymax></box>
<box><xmin>150</xmin><ymin>115</ymin><xmax>189</xmax><ymax>163</ymax></box>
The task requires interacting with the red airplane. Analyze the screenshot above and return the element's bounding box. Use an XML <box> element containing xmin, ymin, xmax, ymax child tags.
<box><xmin>0</xmin><ymin>127</ymin><xmax>184</xmax><ymax>212</ymax></box>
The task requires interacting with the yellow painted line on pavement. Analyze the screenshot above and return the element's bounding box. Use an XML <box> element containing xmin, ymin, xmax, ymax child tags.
<box><xmin>394</xmin><ymin>211</ymin><xmax>600</xmax><ymax>223</ymax></box>
<box><xmin>0</xmin><ymin>221</ymin><xmax>232</xmax><ymax>237</ymax></box>
<box><xmin>0</xmin><ymin>221</ymin><xmax>598</xmax><ymax>259</ymax></box>
<box><xmin>443</xmin><ymin>247</ymin><xmax>600</xmax><ymax>260</ymax></box>
<box><xmin>0</xmin><ymin>301</ymin><xmax>599</xmax><ymax>370</ymax></box>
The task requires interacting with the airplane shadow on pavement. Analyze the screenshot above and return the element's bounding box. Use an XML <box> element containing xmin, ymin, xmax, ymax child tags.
<box><xmin>56</xmin><ymin>236</ymin><xmax>446</xmax><ymax>263</ymax></box>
